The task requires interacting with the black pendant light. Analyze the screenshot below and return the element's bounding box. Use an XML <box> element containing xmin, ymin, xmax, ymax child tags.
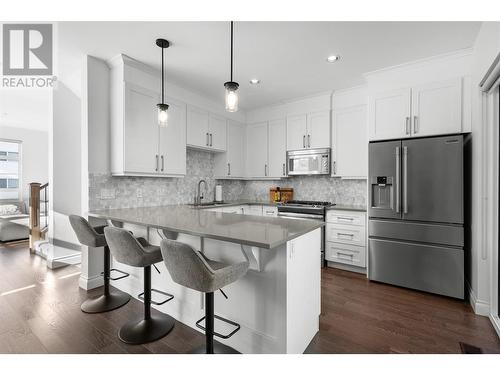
<box><xmin>224</xmin><ymin>21</ymin><xmax>239</xmax><ymax>112</ymax></box>
<box><xmin>156</xmin><ymin>38</ymin><xmax>170</xmax><ymax>127</ymax></box>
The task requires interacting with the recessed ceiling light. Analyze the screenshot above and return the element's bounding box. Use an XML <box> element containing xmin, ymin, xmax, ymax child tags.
<box><xmin>326</xmin><ymin>55</ymin><xmax>340</xmax><ymax>63</ymax></box>
<box><xmin>249</xmin><ymin>79</ymin><xmax>260</xmax><ymax>85</ymax></box>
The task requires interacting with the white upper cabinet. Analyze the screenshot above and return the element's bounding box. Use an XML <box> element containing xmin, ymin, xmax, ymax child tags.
<box><xmin>307</xmin><ymin>111</ymin><xmax>331</xmax><ymax>148</ymax></box>
<box><xmin>214</xmin><ymin>120</ymin><xmax>245</xmax><ymax>178</ymax></box>
<box><xmin>159</xmin><ymin>97</ymin><xmax>187</xmax><ymax>175</ymax></box>
<box><xmin>268</xmin><ymin>118</ymin><xmax>287</xmax><ymax>178</ymax></box>
<box><xmin>332</xmin><ymin>105</ymin><xmax>368</xmax><ymax>178</ymax></box>
<box><xmin>286</xmin><ymin>111</ymin><xmax>330</xmax><ymax>150</ymax></box>
<box><xmin>411</xmin><ymin>78</ymin><xmax>462</xmax><ymax>137</ymax></box>
<box><xmin>123</xmin><ymin>83</ymin><xmax>160</xmax><ymax>175</ymax></box>
<box><xmin>369</xmin><ymin>78</ymin><xmax>464</xmax><ymax>141</ymax></box>
<box><xmin>187</xmin><ymin>105</ymin><xmax>227</xmax><ymax>151</ymax></box>
<box><xmin>286</xmin><ymin>114</ymin><xmax>307</xmax><ymax>150</ymax></box>
<box><xmin>369</xmin><ymin>88</ymin><xmax>411</xmax><ymax>141</ymax></box>
<box><xmin>246</xmin><ymin>122</ymin><xmax>269</xmax><ymax>178</ymax></box>
<box><xmin>209</xmin><ymin>114</ymin><xmax>227</xmax><ymax>151</ymax></box>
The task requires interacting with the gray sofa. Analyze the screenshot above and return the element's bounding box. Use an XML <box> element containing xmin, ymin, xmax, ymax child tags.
<box><xmin>0</xmin><ymin>200</ymin><xmax>30</xmax><ymax>242</ymax></box>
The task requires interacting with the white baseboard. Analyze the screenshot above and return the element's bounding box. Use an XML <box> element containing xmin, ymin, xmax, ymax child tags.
<box><xmin>467</xmin><ymin>282</ymin><xmax>490</xmax><ymax>316</ymax></box>
<box><xmin>47</xmin><ymin>253</ymin><xmax>82</xmax><ymax>269</ymax></box>
<box><xmin>327</xmin><ymin>261</ymin><xmax>367</xmax><ymax>275</ymax></box>
<box><xmin>490</xmin><ymin>314</ymin><xmax>500</xmax><ymax>338</ymax></box>
<box><xmin>78</xmin><ymin>274</ymin><xmax>103</xmax><ymax>290</ymax></box>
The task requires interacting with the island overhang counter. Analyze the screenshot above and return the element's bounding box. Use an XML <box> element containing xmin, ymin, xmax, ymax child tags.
<box><xmin>87</xmin><ymin>205</ymin><xmax>323</xmax><ymax>354</ymax></box>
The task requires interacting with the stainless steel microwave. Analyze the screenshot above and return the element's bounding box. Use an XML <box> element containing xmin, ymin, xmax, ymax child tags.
<box><xmin>287</xmin><ymin>148</ymin><xmax>331</xmax><ymax>176</ymax></box>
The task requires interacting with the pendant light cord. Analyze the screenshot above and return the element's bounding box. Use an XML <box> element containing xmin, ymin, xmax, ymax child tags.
<box><xmin>230</xmin><ymin>21</ymin><xmax>233</xmax><ymax>82</ymax></box>
<box><xmin>161</xmin><ymin>46</ymin><xmax>165</xmax><ymax>103</ymax></box>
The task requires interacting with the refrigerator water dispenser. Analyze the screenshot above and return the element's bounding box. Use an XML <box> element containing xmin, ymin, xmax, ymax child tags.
<box><xmin>370</xmin><ymin>176</ymin><xmax>394</xmax><ymax>210</ymax></box>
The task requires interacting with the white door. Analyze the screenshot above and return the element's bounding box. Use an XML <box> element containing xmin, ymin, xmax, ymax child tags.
<box><xmin>307</xmin><ymin>110</ymin><xmax>330</xmax><ymax>148</ymax></box>
<box><xmin>246</xmin><ymin>122</ymin><xmax>268</xmax><ymax>178</ymax></box>
<box><xmin>159</xmin><ymin>97</ymin><xmax>187</xmax><ymax>176</ymax></box>
<box><xmin>369</xmin><ymin>88</ymin><xmax>411</xmax><ymax>140</ymax></box>
<box><xmin>208</xmin><ymin>114</ymin><xmax>227</xmax><ymax>151</ymax></box>
<box><xmin>286</xmin><ymin>114</ymin><xmax>307</xmax><ymax>151</ymax></box>
<box><xmin>411</xmin><ymin>78</ymin><xmax>462</xmax><ymax>137</ymax></box>
<box><xmin>187</xmin><ymin>105</ymin><xmax>209</xmax><ymax>148</ymax></box>
<box><xmin>332</xmin><ymin>105</ymin><xmax>368</xmax><ymax>178</ymax></box>
<box><xmin>226</xmin><ymin>121</ymin><xmax>245</xmax><ymax>177</ymax></box>
<box><xmin>268</xmin><ymin>118</ymin><xmax>287</xmax><ymax>178</ymax></box>
<box><xmin>123</xmin><ymin>83</ymin><xmax>159</xmax><ymax>174</ymax></box>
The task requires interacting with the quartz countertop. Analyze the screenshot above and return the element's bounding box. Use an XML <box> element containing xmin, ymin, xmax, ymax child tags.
<box><xmin>88</xmin><ymin>205</ymin><xmax>323</xmax><ymax>249</ymax></box>
<box><xmin>189</xmin><ymin>200</ymin><xmax>280</xmax><ymax>209</ymax></box>
<box><xmin>328</xmin><ymin>204</ymin><xmax>367</xmax><ymax>212</ymax></box>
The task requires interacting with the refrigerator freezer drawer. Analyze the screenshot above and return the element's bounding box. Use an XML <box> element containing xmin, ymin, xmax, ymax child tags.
<box><xmin>369</xmin><ymin>219</ymin><xmax>464</xmax><ymax>247</ymax></box>
<box><xmin>368</xmin><ymin>238</ymin><xmax>464</xmax><ymax>299</ymax></box>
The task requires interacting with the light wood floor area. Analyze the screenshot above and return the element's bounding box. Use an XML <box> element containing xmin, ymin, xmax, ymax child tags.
<box><xmin>1</xmin><ymin>241</ymin><xmax>499</xmax><ymax>354</ymax></box>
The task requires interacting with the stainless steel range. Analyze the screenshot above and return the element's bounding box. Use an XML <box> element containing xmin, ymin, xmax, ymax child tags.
<box><xmin>278</xmin><ymin>200</ymin><xmax>334</xmax><ymax>267</ymax></box>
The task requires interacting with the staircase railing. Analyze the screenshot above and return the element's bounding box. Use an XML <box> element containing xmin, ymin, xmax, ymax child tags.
<box><xmin>29</xmin><ymin>182</ymin><xmax>49</xmax><ymax>252</ymax></box>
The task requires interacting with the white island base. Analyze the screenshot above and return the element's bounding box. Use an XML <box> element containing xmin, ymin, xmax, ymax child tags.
<box><xmin>108</xmin><ymin>225</ymin><xmax>321</xmax><ymax>354</ymax></box>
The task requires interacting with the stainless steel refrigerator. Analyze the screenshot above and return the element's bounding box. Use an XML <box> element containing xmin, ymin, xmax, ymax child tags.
<box><xmin>368</xmin><ymin>134</ymin><xmax>467</xmax><ymax>299</ymax></box>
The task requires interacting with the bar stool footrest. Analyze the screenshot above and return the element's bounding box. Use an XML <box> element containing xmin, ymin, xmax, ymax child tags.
<box><xmin>101</xmin><ymin>268</ymin><xmax>130</xmax><ymax>281</ymax></box>
<box><xmin>138</xmin><ymin>289</ymin><xmax>174</xmax><ymax>305</ymax></box>
<box><xmin>196</xmin><ymin>314</ymin><xmax>240</xmax><ymax>339</ymax></box>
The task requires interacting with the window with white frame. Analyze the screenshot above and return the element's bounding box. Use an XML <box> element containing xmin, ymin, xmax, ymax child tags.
<box><xmin>0</xmin><ymin>140</ymin><xmax>21</xmax><ymax>200</ymax></box>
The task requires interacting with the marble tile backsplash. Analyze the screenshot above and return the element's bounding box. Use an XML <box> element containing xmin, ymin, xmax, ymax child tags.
<box><xmin>89</xmin><ymin>149</ymin><xmax>367</xmax><ymax>210</ymax></box>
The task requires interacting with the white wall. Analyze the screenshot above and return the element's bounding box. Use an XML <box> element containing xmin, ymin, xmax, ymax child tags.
<box><xmin>0</xmin><ymin>125</ymin><xmax>49</xmax><ymax>201</ymax></box>
<box><xmin>468</xmin><ymin>22</ymin><xmax>500</xmax><ymax>315</ymax></box>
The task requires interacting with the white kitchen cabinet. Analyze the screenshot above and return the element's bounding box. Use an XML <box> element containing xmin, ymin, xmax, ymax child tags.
<box><xmin>262</xmin><ymin>206</ymin><xmax>278</xmax><ymax>217</ymax></box>
<box><xmin>222</xmin><ymin>205</ymin><xmax>244</xmax><ymax>214</ymax></box>
<box><xmin>286</xmin><ymin>111</ymin><xmax>330</xmax><ymax>150</ymax></box>
<box><xmin>411</xmin><ymin>78</ymin><xmax>462</xmax><ymax>137</ymax></box>
<box><xmin>214</xmin><ymin>120</ymin><xmax>245</xmax><ymax>178</ymax></box>
<box><xmin>332</xmin><ymin>105</ymin><xmax>368</xmax><ymax>178</ymax></box>
<box><xmin>307</xmin><ymin>111</ymin><xmax>331</xmax><ymax>148</ymax></box>
<box><xmin>158</xmin><ymin>97</ymin><xmax>187</xmax><ymax>175</ymax></box>
<box><xmin>246</xmin><ymin>122</ymin><xmax>269</xmax><ymax>178</ymax></box>
<box><xmin>110</xmin><ymin>75</ymin><xmax>186</xmax><ymax>177</ymax></box>
<box><xmin>286</xmin><ymin>114</ymin><xmax>307</xmax><ymax>150</ymax></box>
<box><xmin>369</xmin><ymin>78</ymin><xmax>463</xmax><ymax>141</ymax></box>
<box><xmin>187</xmin><ymin>105</ymin><xmax>227</xmax><ymax>151</ymax></box>
<box><xmin>246</xmin><ymin>205</ymin><xmax>263</xmax><ymax>216</ymax></box>
<box><xmin>268</xmin><ymin>118</ymin><xmax>287</xmax><ymax>178</ymax></box>
<box><xmin>369</xmin><ymin>88</ymin><xmax>411</xmax><ymax>141</ymax></box>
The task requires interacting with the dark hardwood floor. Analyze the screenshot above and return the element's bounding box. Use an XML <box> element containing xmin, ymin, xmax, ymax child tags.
<box><xmin>1</xmin><ymin>241</ymin><xmax>499</xmax><ymax>354</ymax></box>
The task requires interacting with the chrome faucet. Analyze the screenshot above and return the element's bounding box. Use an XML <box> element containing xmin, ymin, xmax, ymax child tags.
<box><xmin>196</xmin><ymin>179</ymin><xmax>207</xmax><ymax>205</ymax></box>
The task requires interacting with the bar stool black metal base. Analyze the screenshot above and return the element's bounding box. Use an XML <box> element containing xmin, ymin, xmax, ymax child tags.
<box><xmin>81</xmin><ymin>291</ymin><xmax>130</xmax><ymax>314</ymax></box>
<box><xmin>118</xmin><ymin>314</ymin><xmax>175</xmax><ymax>345</ymax></box>
<box><xmin>189</xmin><ymin>341</ymin><xmax>240</xmax><ymax>354</ymax></box>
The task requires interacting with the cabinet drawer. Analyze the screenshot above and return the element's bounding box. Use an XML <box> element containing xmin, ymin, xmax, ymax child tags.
<box><xmin>245</xmin><ymin>205</ymin><xmax>263</xmax><ymax>216</ymax></box>
<box><xmin>325</xmin><ymin>242</ymin><xmax>366</xmax><ymax>267</ymax></box>
<box><xmin>222</xmin><ymin>206</ymin><xmax>243</xmax><ymax>214</ymax></box>
<box><xmin>326</xmin><ymin>223</ymin><xmax>366</xmax><ymax>246</ymax></box>
<box><xmin>326</xmin><ymin>210</ymin><xmax>366</xmax><ymax>226</ymax></box>
<box><xmin>262</xmin><ymin>206</ymin><xmax>278</xmax><ymax>217</ymax></box>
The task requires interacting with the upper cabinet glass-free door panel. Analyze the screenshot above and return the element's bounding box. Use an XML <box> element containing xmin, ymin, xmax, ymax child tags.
<box><xmin>307</xmin><ymin>110</ymin><xmax>331</xmax><ymax>148</ymax></box>
<box><xmin>187</xmin><ymin>105</ymin><xmax>209</xmax><ymax>148</ymax></box>
<box><xmin>286</xmin><ymin>114</ymin><xmax>307</xmax><ymax>151</ymax></box>
<box><xmin>268</xmin><ymin>118</ymin><xmax>287</xmax><ymax>178</ymax></box>
<box><xmin>226</xmin><ymin>121</ymin><xmax>245</xmax><ymax>177</ymax></box>
<box><xmin>159</xmin><ymin>97</ymin><xmax>186</xmax><ymax>176</ymax></box>
<box><xmin>246</xmin><ymin>122</ymin><xmax>269</xmax><ymax>178</ymax></box>
<box><xmin>369</xmin><ymin>88</ymin><xmax>411</xmax><ymax>141</ymax></box>
<box><xmin>208</xmin><ymin>114</ymin><xmax>227</xmax><ymax>151</ymax></box>
<box><xmin>124</xmin><ymin>83</ymin><xmax>159</xmax><ymax>174</ymax></box>
<box><xmin>411</xmin><ymin>78</ymin><xmax>462</xmax><ymax>137</ymax></box>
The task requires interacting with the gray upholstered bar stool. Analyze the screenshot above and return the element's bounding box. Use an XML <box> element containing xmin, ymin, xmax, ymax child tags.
<box><xmin>160</xmin><ymin>239</ymin><xmax>249</xmax><ymax>354</ymax></box>
<box><xmin>104</xmin><ymin>226</ymin><xmax>175</xmax><ymax>344</ymax></box>
<box><xmin>69</xmin><ymin>215</ymin><xmax>130</xmax><ymax>313</ymax></box>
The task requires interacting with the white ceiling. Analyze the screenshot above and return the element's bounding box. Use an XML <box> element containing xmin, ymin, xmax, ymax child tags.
<box><xmin>61</xmin><ymin>21</ymin><xmax>481</xmax><ymax>110</ymax></box>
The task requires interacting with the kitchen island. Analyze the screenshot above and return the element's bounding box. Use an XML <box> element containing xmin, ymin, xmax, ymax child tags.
<box><xmin>88</xmin><ymin>205</ymin><xmax>323</xmax><ymax>354</ymax></box>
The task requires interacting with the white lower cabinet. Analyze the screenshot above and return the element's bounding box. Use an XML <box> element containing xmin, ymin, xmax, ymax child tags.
<box><xmin>325</xmin><ymin>209</ymin><xmax>367</xmax><ymax>269</ymax></box>
<box><xmin>262</xmin><ymin>206</ymin><xmax>278</xmax><ymax>217</ymax></box>
<box><xmin>222</xmin><ymin>205</ymin><xmax>244</xmax><ymax>214</ymax></box>
<box><xmin>244</xmin><ymin>205</ymin><xmax>263</xmax><ymax>216</ymax></box>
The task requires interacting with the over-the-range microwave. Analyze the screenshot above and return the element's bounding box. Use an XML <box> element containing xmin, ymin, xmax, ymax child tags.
<box><xmin>287</xmin><ymin>148</ymin><xmax>331</xmax><ymax>176</ymax></box>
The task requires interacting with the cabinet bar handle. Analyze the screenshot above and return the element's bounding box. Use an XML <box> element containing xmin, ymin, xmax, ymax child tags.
<box><xmin>210</xmin><ymin>133</ymin><xmax>213</xmax><ymax>147</ymax></box>
<box><xmin>405</xmin><ymin>117</ymin><xmax>410</xmax><ymax>135</ymax></box>
<box><xmin>265</xmin><ymin>164</ymin><xmax>268</xmax><ymax>176</ymax></box>
<box><xmin>337</xmin><ymin>252</ymin><xmax>354</xmax><ymax>258</ymax></box>
<box><xmin>282</xmin><ymin>163</ymin><xmax>286</xmax><ymax>176</ymax></box>
<box><xmin>396</xmin><ymin>146</ymin><xmax>400</xmax><ymax>213</ymax></box>
<box><xmin>337</xmin><ymin>216</ymin><xmax>354</xmax><ymax>221</ymax></box>
<box><xmin>403</xmin><ymin>146</ymin><xmax>408</xmax><ymax>214</ymax></box>
<box><xmin>228</xmin><ymin>163</ymin><xmax>231</xmax><ymax>176</ymax></box>
<box><xmin>161</xmin><ymin>155</ymin><xmax>164</xmax><ymax>172</ymax></box>
<box><xmin>337</xmin><ymin>232</ymin><xmax>354</xmax><ymax>237</ymax></box>
<box><xmin>308</xmin><ymin>134</ymin><xmax>311</xmax><ymax>148</ymax></box>
<box><xmin>303</xmin><ymin>135</ymin><xmax>306</xmax><ymax>148</ymax></box>
<box><xmin>206</xmin><ymin>132</ymin><xmax>209</xmax><ymax>146</ymax></box>
<box><xmin>333</xmin><ymin>161</ymin><xmax>337</xmax><ymax>175</ymax></box>
<box><xmin>413</xmin><ymin>115</ymin><xmax>418</xmax><ymax>134</ymax></box>
<box><xmin>155</xmin><ymin>155</ymin><xmax>159</xmax><ymax>172</ymax></box>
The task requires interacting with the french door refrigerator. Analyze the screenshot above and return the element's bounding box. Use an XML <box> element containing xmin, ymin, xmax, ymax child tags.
<box><xmin>368</xmin><ymin>134</ymin><xmax>466</xmax><ymax>299</ymax></box>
